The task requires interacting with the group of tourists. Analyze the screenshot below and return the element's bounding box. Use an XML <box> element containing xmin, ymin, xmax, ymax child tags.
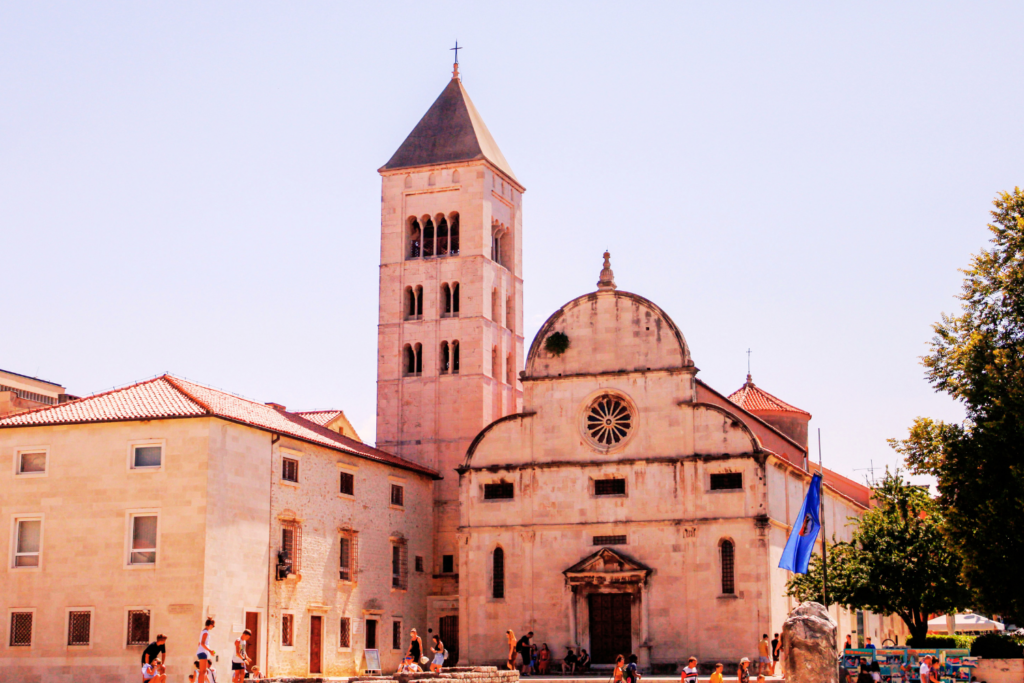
<box><xmin>397</xmin><ymin>627</ymin><xmax>449</xmax><ymax>673</ymax></box>
<box><xmin>503</xmin><ymin>630</ymin><xmax>593</xmax><ymax>676</ymax></box>
<box><xmin>136</xmin><ymin>620</ymin><xmax>264</xmax><ymax>683</ymax></box>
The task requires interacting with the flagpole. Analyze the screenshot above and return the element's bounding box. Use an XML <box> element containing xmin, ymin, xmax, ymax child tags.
<box><xmin>819</xmin><ymin>428</ymin><xmax>828</xmax><ymax>608</ymax></box>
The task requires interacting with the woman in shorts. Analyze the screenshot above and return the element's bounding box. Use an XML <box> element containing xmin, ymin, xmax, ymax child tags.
<box><xmin>196</xmin><ymin>618</ymin><xmax>217</xmax><ymax>683</ymax></box>
<box><xmin>431</xmin><ymin>634</ymin><xmax>445</xmax><ymax>673</ymax></box>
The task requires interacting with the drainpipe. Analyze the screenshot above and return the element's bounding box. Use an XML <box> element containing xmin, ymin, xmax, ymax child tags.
<box><xmin>267</xmin><ymin>434</ymin><xmax>279</xmax><ymax>676</ymax></box>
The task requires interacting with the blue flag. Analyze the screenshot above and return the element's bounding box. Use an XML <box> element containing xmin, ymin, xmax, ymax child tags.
<box><xmin>779</xmin><ymin>473</ymin><xmax>823</xmax><ymax>574</ymax></box>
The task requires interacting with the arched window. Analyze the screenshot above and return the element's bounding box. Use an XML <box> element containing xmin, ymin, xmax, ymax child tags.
<box><xmin>422</xmin><ymin>218</ymin><xmax>435</xmax><ymax>258</ymax></box>
<box><xmin>441</xmin><ymin>283</ymin><xmax>452</xmax><ymax>317</ymax></box>
<box><xmin>436</xmin><ymin>215</ymin><xmax>449</xmax><ymax>256</ymax></box>
<box><xmin>404</xmin><ymin>287</ymin><xmax>416</xmax><ymax>320</ymax></box>
<box><xmin>414</xmin><ymin>343</ymin><xmax>423</xmax><ymax>375</ymax></box>
<box><xmin>452</xmin><ymin>282</ymin><xmax>460</xmax><ymax>315</ymax></box>
<box><xmin>404</xmin><ymin>175</ymin><xmax>412</xmax><ymax>189</ymax></box>
<box><xmin>492</xmin><ymin>547</ymin><xmax>505</xmax><ymax>599</ymax></box>
<box><xmin>506</xmin><ymin>295</ymin><xmax>513</xmax><ymax>330</ymax></box>
<box><xmin>440</xmin><ymin>341</ymin><xmax>450</xmax><ymax>375</ymax></box>
<box><xmin>720</xmin><ymin>539</ymin><xmax>735</xmax><ymax>595</ymax></box>
<box><xmin>428</xmin><ymin>173</ymin><xmax>436</xmax><ymax>187</ymax></box>
<box><xmin>403</xmin><ymin>345</ymin><xmax>416</xmax><ymax>377</ymax></box>
<box><xmin>491</xmin><ymin>288</ymin><xmax>499</xmax><ymax>322</ymax></box>
<box><xmin>414</xmin><ymin>285</ymin><xmax>423</xmax><ymax>317</ymax></box>
<box><xmin>408</xmin><ymin>218</ymin><xmax>421</xmax><ymax>259</ymax></box>
<box><xmin>452</xmin><ymin>170</ymin><xmax>460</xmax><ymax>184</ymax></box>
<box><xmin>491</xmin><ymin>229</ymin><xmax>500</xmax><ymax>264</ymax></box>
<box><xmin>449</xmin><ymin>213</ymin><xmax>460</xmax><ymax>255</ymax></box>
<box><xmin>452</xmin><ymin>340</ymin><xmax>460</xmax><ymax>375</ymax></box>
<box><xmin>506</xmin><ymin>353</ymin><xmax>513</xmax><ymax>385</ymax></box>
<box><xmin>491</xmin><ymin>346</ymin><xmax>498</xmax><ymax>379</ymax></box>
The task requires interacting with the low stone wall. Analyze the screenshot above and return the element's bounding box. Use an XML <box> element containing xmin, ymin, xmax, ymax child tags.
<box><xmin>974</xmin><ymin>658</ymin><xmax>1024</xmax><ymax>683</ymax></box>
<box><xmin>266</xmin><ymin>665</ymin><xmax>520</xmax><ymax>683</ymax></box>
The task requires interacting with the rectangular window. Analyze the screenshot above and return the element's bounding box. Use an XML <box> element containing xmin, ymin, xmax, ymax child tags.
<box><xmin>441</xmin><ymin>554</ymin><xmax>454</xmax><ymax>574</ymax></box>
<box><xmin>415</xmin><ymin>556</ymin><xmax>424</xmax><ymax>573</ymax></box>
<box><xmin>68</xmin><ymin>611</ymin><xmax>91</xmax><ymax>646</ymax></box>
<box><xmin>10</xmin><ymin>612</ymin><xmax>33</xmax><ymax>647</ymax></box>
<box><xmin>593</xmin><ymin>534</ymin><xmax>628</xmax><ymax>546</ymax></box>
<box><xmin>594</xmin><ymin>478</ymin><xmax>627</xmax><ymax>496</ymax></box>
<box><xmin>392</xmin><ymin>620</ymin><xmax>401</xmax><ymax>650</ymax></box>
<box><xmin>282</xmin><ymin>457</ymin><xmax>299</xmax><ymax>483</ymax></box>
<box><xmin>282</xmin><ymin>614</ymin><xmax>294</xmax><ymax>647</ymax></box>
<box><xmin>339</xmin><ymin>471</ymin><xmax>354</xmax><ymax>496</ymax></box>
<box><xmin>127</xmin><ymin>609</ymin><xmax>150</xmax><ymax>645</ymax></box>
<box><xmin>710</xmin><ymin>472</ymin><xmax>743</xmax><ymax>490</ymax></box>
<box><xmin>483</xmin><ymin>482</ymin><xmax>514</xmax><ymax>500</ymax></box>
<box><xmin>339</xmin><ymin>618</ymin><xmax>350</xmax><ymax>648</ymax></box>
<box><xmin>17</xmin><ymin>450</ymin><xmax>46</xmax><ymax>475</ymax></box>
<box><xmin>132</xmin><ymin>445</ymin><xmax>162</xmax><ymax>469</ymax></box>
<box><xmin>392</xmin><ymin>545</ymin><xmax>402</xmax><ymax>588</ymax></box>
<box><xmin>13</xmin><ymin>518</ymin><xmax>42</xmax><ymax>568</ymax></box>
<box><xmin>339</xmin><ymin>536</ymin><xmax>352</xmax><ymax>581</ymax></box>
<box><xmin>281</xmin><ymin>523</ymin><xmax>301</xmax><ymax>573</ymax></box>
<box><xmin>390</xmin><ymin>484</ymin><xmax>404</xmax><ymax>507</ymax></box>
<box><xmin>129</xmin><ymin>514</ymin><xmax>158</xmax><ymax>565</ymax></box>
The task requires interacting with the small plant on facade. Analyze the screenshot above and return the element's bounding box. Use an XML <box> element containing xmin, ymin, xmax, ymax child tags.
<box><xmin>544</xmin><ymin>331</ymin><xmax>570</xmax><ymax>356</ymax></box>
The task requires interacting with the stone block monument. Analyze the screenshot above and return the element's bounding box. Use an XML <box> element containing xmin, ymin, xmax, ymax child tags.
<box><xmin>781</xmin><ymin>601</ymin><xmax>838</xmax><ymax>683</ymax></box>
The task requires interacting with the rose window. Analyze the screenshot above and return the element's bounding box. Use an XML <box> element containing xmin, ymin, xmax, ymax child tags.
<box><xmin>585</xmin><ymin>396</ymin><xmax>633</xmax><ymax>447</ymax></box>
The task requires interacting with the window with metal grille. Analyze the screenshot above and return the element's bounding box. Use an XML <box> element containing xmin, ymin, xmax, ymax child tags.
<box><xmin>710</xmin><ymin>473</ymin><xmax>743</xmax><ymax>490</ymax></box>
<box><xmin>720</xmin><ymin>540</ymin><xmax>736</xmax><ymax>594</ymax></box>
<box><xmin>593</xmin><ymin>535</ymin><xmax>628</xmax><ymax>546</ymax></box>
<box><xmin>483</xmin><ymin>482</ymin><xmax>514</xmax><ymax>500</ymax></box>
<box><xmin>68</xmin><ymin>611</ymin><xmax>91</xmax><ymax>646</ymax></box>
<box><xmin>339</xmin><ymin>536</ymin><xmax>353</xmax><ymax>581</ymax></box>
<box><xmin>127</xmin><ymin>610</ymin><xmax>150</xmax><ymax>645</ymax></box>
<box><xmin>339</xmin><ymin>471</ymin><xmax>354</xmax><ymax>496</ymax></box>
<box><xmin>282</xmin><ymin>614</ymin><xmax>294</xmax><ymax>647</ymax></box>
<box><xmin>392</xmin><ymin>620</ymin><xmax>402</xmax><ymax>650</ymax></box>
<box><xmin>282</xmin><ymin>457</ymin><xmax>299</xmax><ymax>483</ymax></box>
<box><xmin>339</xmin><ymin>618</ymin><xmax>351</xmax><ymax>648</ymax></box>
<box><xmin>10</xmin><ymin>612</ymin><xmax>32</xmax><ymax>647</ymax></box>
<box><xmin>492</xmin><ymin>547</ymin><xmax>505</xmax><ymax>599</ymax></box>
<box><xmin>390</xmin><ymin>484</ymin><xmax>404</xmax><ymax>507</ymax></box>
<box><xmin>281</xmin><ymin>524</ymin><xmax>301</xmax><ymax>573</ymax></box>
<box><xmin>415</xmin><ymin>556</ymin><xmax>424</xmax><ymax>573</ymax></box>
<box><xmin>441</xmin><ymin>554</ymin><xmax>454</xmax><ymax>574</ymax></box>
<box><xmin>594</xmin><ymin>478</ymin><xmax>627</xmax><ymax>496</ymax></box>
<box><xmin>391</xmin><ymin>541</ymin><xmax>407</xmax><ymax>589</ymax></box>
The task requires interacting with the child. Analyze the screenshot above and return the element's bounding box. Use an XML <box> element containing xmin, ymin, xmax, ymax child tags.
<box><xmin>710</xmin><ymin>663</ymin><xmax>724</xmax><ymax>683</ymax></box>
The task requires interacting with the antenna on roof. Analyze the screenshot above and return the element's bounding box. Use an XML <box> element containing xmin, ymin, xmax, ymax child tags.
<box><xmin>746</xmin><ymin>348</ymin><xmax>753</xmax><ymax>384</ymax></box>
<box><xmin>854</xmin><ymin>460</ymin><xmax>881</xmax><ymax>487</ymax></box>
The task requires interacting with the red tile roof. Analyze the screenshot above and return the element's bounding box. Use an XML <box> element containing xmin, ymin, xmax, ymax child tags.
<box><xmin>0</xmin><ymin>375</ymin><xmax>438</xmax><ymax>478</ymax></box>
<box><xmin>295</xmin><ymin>410</ymin><xmax>344</xmax><ymax>427</ymax></box>
<box><xmin>727</xmin><ymin>375</ymin><xmax>810</xmax><ymax>416</ymax></box>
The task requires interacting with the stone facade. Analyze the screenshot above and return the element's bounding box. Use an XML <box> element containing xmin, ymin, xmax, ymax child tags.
<box><xmin>0</xmin><ymin>394</ymin><xmax>435</xmax><ymax>683</ymax></box>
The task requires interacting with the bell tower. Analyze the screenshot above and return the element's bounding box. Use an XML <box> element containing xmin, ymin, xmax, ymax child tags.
<box><xmin>375</xmin><ymin>62</ymin><xmax>524</xmax><ymax>641</ymax></box>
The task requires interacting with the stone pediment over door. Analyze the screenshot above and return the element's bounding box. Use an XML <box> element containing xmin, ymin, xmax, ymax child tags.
<box><xmin>563</xmin><ymin>547</ymin><xmax>652</xmax><ymax>587</ymax></box>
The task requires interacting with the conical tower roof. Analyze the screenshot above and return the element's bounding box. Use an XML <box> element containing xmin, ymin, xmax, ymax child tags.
<box><xmin>380</xmin><ymin>75</ymin><xmax>518</xmax><ymax>184</ymax></box>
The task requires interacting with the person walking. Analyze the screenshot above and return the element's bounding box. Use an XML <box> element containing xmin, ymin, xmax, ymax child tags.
<box><xmin>506</xmin><ymin>630</ymin><xmax>517</xmax><ymax>671</ymax></box>
<box><xmin>231</xmin><ymin>629</ymin><xmax>252</xmax><ymax>683</ymax></box>
<box><xmin>409</xmin><ymin>628</ymin><xmax>425</xmax><ymax>668</ymax></box>
<box><xmin>710</xmin><ymin>663</ymin><xmax>725</xmax><ymax>683</ymax></box>
<box><xmin>613</xmin><ymin>655</ymin><xmax>625</xmax><ymax>683</ymax></box>
<box><xmin>196</xmin><ymin>619</ymin><xmax>216</xmax><ymax>683</ymax></box>
<box><xmin>771</xmin><ymin>634</ymin><xmax>780</xmax><ymax>676</ymax></box>
<box><xmin>431</xmin><ymin>634</ymin><xmax>445</xmax><ymax>673</ymax></box>
<box><xmin>681</xmin><ymin>657</ymin><xmax>698</xmax><ymax>683</ymax></box>
<box><xmin>738</xmin><ymin>657</ymin><xmax>751</xmax><ymax>683</ymax></box>
<box><xmin>624</xmin><ymin>654</ymin><xmax>641</xmax><ymax>683</ymax></box>
<box><xmin>517</xmin><ymin>631</ymin><xmax>535</xmax><ymax>675</ymax></box>
<box><xmin>758</xmin><ymin>634</ymin><xmax>771</xmax><ymax>676</ymax></box>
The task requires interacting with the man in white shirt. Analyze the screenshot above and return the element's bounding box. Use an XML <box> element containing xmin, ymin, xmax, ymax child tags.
<box><xmin>681</xmin><ymin>657</ymin><xmax>698</xmax><ymax>683</ymax></box>
<box><xmin>919</xmin><ymin>656</ymin><xmax>931</xmax><ymax>683</ymax></box>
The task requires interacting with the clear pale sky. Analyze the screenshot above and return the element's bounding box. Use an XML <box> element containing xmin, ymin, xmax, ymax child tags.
<box><xmin>3</xmin><ymin>3</ymin><xmax>1021</xmax><ymax>483</ymax></box>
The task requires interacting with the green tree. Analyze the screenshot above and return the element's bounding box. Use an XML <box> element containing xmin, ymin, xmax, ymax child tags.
<box><xmin>890</xmin><ymin>188</ymin><xmax>1024</xmax><ymax>623</ymax></box>
<box><xmin>786</xmin><ymin>471</ymin><xmax>971</xmax><ymax>642</ymax></box>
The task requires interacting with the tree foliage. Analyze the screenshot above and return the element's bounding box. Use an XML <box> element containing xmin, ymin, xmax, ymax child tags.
<box><xmin>786</xmin><ymin>471</ymin><xmax>971</xmax><ymax>642</ymax></box>
<box><xmin>889</xmin><ymin>188</ymin><xmax>1024</xmax><ymax>623</ymax></box>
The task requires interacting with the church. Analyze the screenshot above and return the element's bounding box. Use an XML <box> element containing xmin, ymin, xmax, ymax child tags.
<box><xmin>0</xmin><ymin>61</ymin><xmax>906</xmax><ymax>682</ymax></box>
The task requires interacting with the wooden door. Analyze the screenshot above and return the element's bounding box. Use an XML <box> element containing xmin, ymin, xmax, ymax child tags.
<box><xmin>244</xmin><ymin>612</ymin><xmax>259</xmax><ymax>673</ymax></box>
<box><xmin>588</xmin><ymin>593</ymin><xmax>631</xmax><ymax>664</ymax></box>
<box><xmin>365</xmin><ymin>619</ymin><xmax>377</xmax><ymax>650</ymax></box>
<box><xmin>439</xmin><ymin>615</ymin><xmax>459</xmax><ymax>666</ymax></box>
<box><xmin>310</xmin><ymin>615</ymin><xmax>323</xmax><ymax>674</ymax></box>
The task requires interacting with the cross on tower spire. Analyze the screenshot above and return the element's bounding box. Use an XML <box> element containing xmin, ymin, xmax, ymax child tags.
<box><xmin>451</xmin><ymin>41</ymin><xmax>462</xmax><ymax>80</ymax></box>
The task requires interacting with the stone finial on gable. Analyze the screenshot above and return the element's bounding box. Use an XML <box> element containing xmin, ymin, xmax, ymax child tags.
<box><xmin>597</xmin><ymin>251</ymin><xmax>617</xmax><ymax>291</ymax></box>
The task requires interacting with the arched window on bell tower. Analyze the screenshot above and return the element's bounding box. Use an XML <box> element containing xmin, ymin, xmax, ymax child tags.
<box><xmin>403</xmin><ymin>345</ymin><xmax>416</xmax><ymax>377</ymax></box>
<box><xmin>415</xmin><ymin>285</ymin><xmax>423</xmax><ymax>317</ymax></box>
<box><xmin>441</xmin><ymin>283</ymin><xmax>452</xmax><ymax>318</ymax></box>
<box><xmin>414</xmin><ymin>343</ymin><xmax>423</xmax><ymax>375</ymax></box>
<box><xmin>452</xmin><ymin>282</ymin><xmax>460</xmax><ymax>315</ymax></box>
<box><xmin>436</xmin><ymin>214</ymin><xmax>449</xmax><ymax>256</ymax></box>
<box><xmin>449</xmin><ymin>212</ymin><xmax>460</xmax><ymax>255</ymax></box>
<box><xmin>422</xmin><ymin>217</ymin><xmax>435</xmax><ymax>258</ymax></box>
<box><xmin>452</xmin><ymin>340</ymin><xmax>460</xmax><ymax>375</ymax></box>
<box><xmin>440</xmin><ymin>341</ymin><xmax>450</xmax><ymax>375</ymax></box>
<box><xmin>407</xmin><ymin>218</ymin><xmax>421</xmax><ymax>259</ymax></box>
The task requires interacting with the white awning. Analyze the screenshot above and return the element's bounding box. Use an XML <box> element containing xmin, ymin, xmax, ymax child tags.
<box><xmin>927</xmin><ymin>613</ymin><xmax>1005</xmax><ymax>632</ymax></box>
